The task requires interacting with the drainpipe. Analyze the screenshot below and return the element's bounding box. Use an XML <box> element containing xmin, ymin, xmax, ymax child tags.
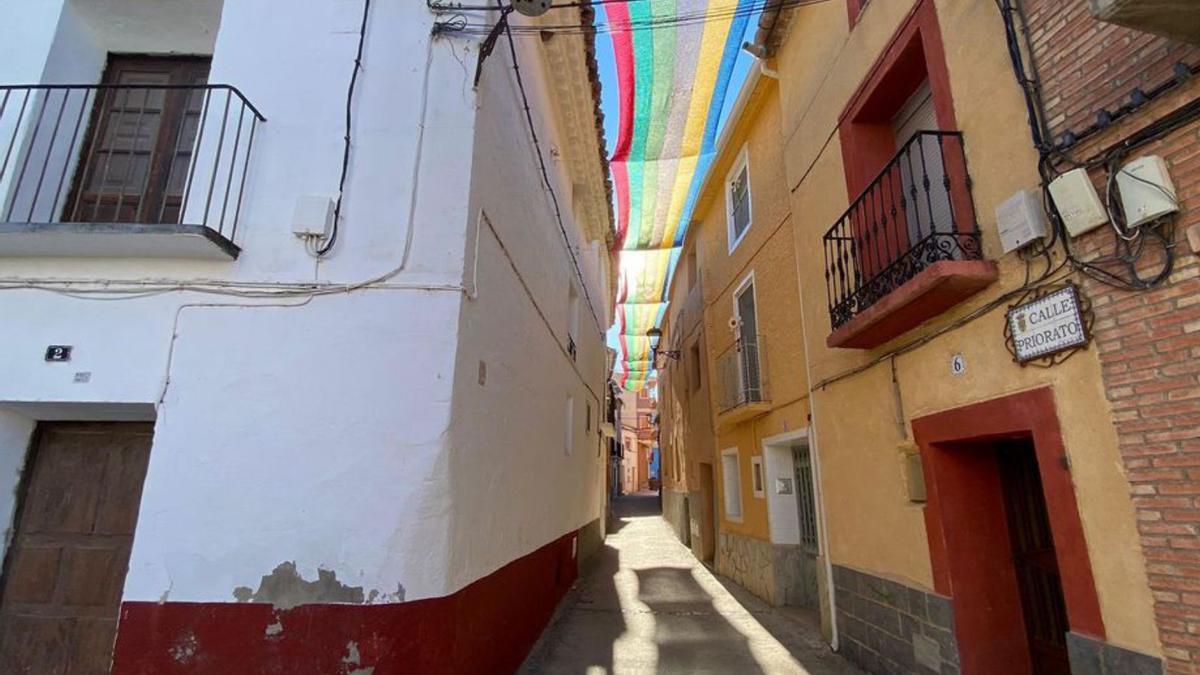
<box><xmin>742</xmin><ymin>0</ymin><xmax>784</xmax><ymax>60</ymax></box>
<box><xmin>797</xmin><ymin>280</ymin><xmax>839</xmax><ymax>654</ymax></box>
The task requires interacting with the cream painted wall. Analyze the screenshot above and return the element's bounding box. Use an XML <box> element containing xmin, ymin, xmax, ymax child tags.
<box><xmin>444</xmin><ymin>26</ymin><xmax>609</xmax><ymax>593</ymax></box>
<box><xmin>774</xmin><ymin>0</ymin><xmax>1160</xmax><ymax>654</ymax></box>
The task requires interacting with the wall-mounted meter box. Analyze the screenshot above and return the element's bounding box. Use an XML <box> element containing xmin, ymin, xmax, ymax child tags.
<box><xmin>1048</xmin><ymin>168</ymin><xmax>1108</xmax><ymax>237</ymax></box>
<box><xmin>1118</xmin><ymin>155</ymin><xmax>1179</xmax><ymax>228</ymax></box>
<box><xmin>995</xmin><ymin>189</ymin><xmax>1048</xmax><ymax>254</ymax></box>
<box><xmin>292</xmin><ymin>195</ymin><xmax>335</xmax><ymax>237</ymax></box>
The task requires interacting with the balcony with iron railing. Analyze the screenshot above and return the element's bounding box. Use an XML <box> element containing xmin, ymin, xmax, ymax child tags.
<box><xmin>0</xmin><ymin>83</ymin><xmax>264</xmax><ymax>259</ymax></box>
<box><xmin>822</xmin><ymin>131</ymin><xmax>997</xmax><ymax>349</ymax></box>
<box><xmin>715</xmin><ymin>337</ymin><xmax>769</xmax><ymax>429</ymax></box>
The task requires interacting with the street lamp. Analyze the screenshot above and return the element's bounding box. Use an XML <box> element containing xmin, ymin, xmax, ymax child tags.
<box><xmin>646</xmin><ymin>327</ymin><xmax>680</xmax><ymax>367</ymax></box>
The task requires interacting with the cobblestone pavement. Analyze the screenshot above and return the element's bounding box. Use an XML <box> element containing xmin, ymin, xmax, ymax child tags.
<box><xmin>520</xmin><ymin>492</ymin><xmax>864</xmax><ymax>675</ymax></box>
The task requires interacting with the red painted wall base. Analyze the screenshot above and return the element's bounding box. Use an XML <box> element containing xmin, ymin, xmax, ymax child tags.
<box><xmin>111</xmin><ymin>530</ymin><xmax>579</xmax><ymax>675</ymax></box>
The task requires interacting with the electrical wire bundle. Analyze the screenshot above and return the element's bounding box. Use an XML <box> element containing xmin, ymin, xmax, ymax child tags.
<box><xmin>997</xmin><ymin>0</ymin><xmax>1193</xmax><ymax>294</ymax></box>
<box><xmin>430</xmin><ymin>0</ymin><xmax>834</xmax><ymax>37</ymax></box>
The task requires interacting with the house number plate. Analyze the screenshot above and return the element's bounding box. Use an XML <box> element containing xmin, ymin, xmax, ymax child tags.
<box><xmin>45</xmin><ymin>345</ymin><xmax>73</xmax><ymax>362</ymax></box>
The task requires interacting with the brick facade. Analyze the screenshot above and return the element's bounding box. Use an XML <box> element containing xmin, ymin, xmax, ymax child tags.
<box><xmin>1024</xmin><ymin>1</ymin><xmax>1200</xmax><ymax>671</ymax></box>
<box><xmin>1023</xmin><ymin>0</ymin><xmax>1200</xmax><ymax>140</ymax></box>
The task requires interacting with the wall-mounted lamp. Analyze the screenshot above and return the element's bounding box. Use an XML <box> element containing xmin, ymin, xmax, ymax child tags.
<box><xmin>646</xmin><ymin>328</ymin><xmax>681</xmax><ymax>367</ymax></box>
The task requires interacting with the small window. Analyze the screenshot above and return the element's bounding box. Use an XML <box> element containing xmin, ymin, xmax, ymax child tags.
<box><xmin>688</xmin><ymin>343</ymin><xmax>703</xmax><ymax>392</ymax></box>
<box><xmin>686</xmin><ymin>247</ymin><xmax>699</xmax><ymax>290</ymax></box>
<box><xmin>721</xmin><ymin>448</ymin><xmax>743</xmax><ymax>521</ymax></box>
<box><xmin>567</xmin><ymin>282</ymin><xmax>580</xmax><ymax>360</ymax></box>
<box><xmin>586</xmin><ymin>401</ymin><xmax>592</xmax><ymax>432</ymax></box>
<box><xmin>751</xmin><ymin>456</ymin><xmax>765</xmax><ymax>498</ymax></box>
<box><xmin>564</xmin><ymin>396</ymin><xmax>575</xmax><ymax>455</ymax></box>
<box><xmin>726</xmin><ymin>148</ymin><xmax>752</xmax><ymax>252</ymax></box>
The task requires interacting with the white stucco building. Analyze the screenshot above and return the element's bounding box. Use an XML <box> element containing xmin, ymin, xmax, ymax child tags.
<box><xmin>0</xmin><ymin>1</ymin><xmax>614</xmax><ymax>671</ymax></box>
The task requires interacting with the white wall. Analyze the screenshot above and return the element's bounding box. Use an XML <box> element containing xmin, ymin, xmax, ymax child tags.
<box><xmin>0</xmin><ymin>0</ymin><xmax>611</xmax><ymax>607</ymax></box>
<box><xmin>0</xmin><ymin>1</ymin><xmax>480</xmax><ymax>603</ymax></box>
<box><xmin>442</xmin><ymin>24</ymin><xmax>608</xmax><ymax>593</ymax></box>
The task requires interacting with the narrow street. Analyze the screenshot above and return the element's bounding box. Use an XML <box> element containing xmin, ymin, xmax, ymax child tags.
<box><xmin>521</xmin><ymin>493</ymin><xmax>861</xmax><ymax>675</ymax></box>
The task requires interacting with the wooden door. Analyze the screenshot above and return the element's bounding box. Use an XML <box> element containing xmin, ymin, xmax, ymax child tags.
<box><xmin>997</xmin><ymin>439</ymin><xmax>1071</xmax><ymax>675</ymax></box>
<box><xmin>0</xmin><ymin>423</ymin><xmax>154</xmax><ymax>675</ymax></box>
<box><xmin>66</xmin><ymin>56</ymin><xmax>210</xmax><ymax>224</ymax></box>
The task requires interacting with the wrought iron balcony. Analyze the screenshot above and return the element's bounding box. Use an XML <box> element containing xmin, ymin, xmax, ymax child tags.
<box><xmin>716</xmin><ymin>338</ymin><xmax>767</xmax><ymax>415</ymax></box>
<box><xmin>822</xmin><ymin>131</ymin><xmax>983</xmax><ymax>333</ymax></box>
<box><xmin>0</xmin><ymin>83</ymin><xmax>264</xmax><ymax>258</ymax></box>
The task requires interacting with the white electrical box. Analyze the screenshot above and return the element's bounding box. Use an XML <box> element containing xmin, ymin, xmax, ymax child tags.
<box><xmin>1118</xmin><ymin>155</ymin><xmax>1179</xmax><ymax>228</ymax></box>
<box><xmin>995</xmin><ymin>189</ymin><xmax>1048</xmax><ymax>254</ymax></box>
<box><xmin>292</xmin><ymin>195</ymin><xmax>335</xmax><ymax>237</ymax></box>
<box><xmin>1048</xmin><ymin>168</ymin><xmax>1108</xmax><ymax>237</ymax></box>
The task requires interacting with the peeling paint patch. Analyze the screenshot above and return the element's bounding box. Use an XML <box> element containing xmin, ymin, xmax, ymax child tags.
<box><xmin>342</xmin><ymin>640</ymin><xmax>375</xmax><ymax>675</ymax></box>
<box><xmin>242</xmin><ymin>561</ymin><xmax>365</xmax><ymax>610</ymax></box>
<box><xmin>264</xmin><ymin>619</ymin><xmax>284</xmax><ymax>637</ymax></box>
<box><xmin>366</xmin><ymin>583</ymin><xmax>405</xmax><ymax>604</ymax></box>
<box><xmin>168</xmin><ymin>631</ymin><xmax>198</xmax><ymax>664</ymax></box>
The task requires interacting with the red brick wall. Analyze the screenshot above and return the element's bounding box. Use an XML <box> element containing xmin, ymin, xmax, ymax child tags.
<box><xmin>1024</xmin><ymin>2</ymin><xmax>1200</xmax><ymax>671</ymax></box>
<box><xmin>1023</xmin><ymin>0</ymin><xmax>1200</xmax><ymax>139</ymax></box>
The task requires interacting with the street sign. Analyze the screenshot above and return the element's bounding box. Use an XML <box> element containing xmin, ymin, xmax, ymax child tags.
<box><xmin>1007</xmin><ymin>285</ymin><xmax>1089</xmax><ymax>363</ymax></box>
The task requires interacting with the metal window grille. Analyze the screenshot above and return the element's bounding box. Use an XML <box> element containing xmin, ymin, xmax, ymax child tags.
<box><xmin>0</xmin><ymin>83</ymin><xmax>264</xmax><ymax>243</ymax></box>
<box><xmin>795</xmin><ymin>445</ymin><xmax>820</xmax><ymax>552</ymax></box>
<box><xmin>730</xmin><ymin>164</ymin><xmax>750</xmax><ymax>239</ymax></box>
<box><xmin>822</xmin><ymin>131</ymin><xmax>981</xmax><ymax>330</ymax></box>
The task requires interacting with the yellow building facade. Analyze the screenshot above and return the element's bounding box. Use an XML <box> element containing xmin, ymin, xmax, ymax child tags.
<box><xmin>659</xmin><ymin>67</ymin><xmax>831</xmax><ymax>618</ymax></box>
<box><xmin>662</xmin><ymin>1</ymin><xmax>1168</xmax><ymax>673</ymax></box>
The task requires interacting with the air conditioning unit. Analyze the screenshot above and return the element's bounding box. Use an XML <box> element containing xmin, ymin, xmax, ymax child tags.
<box><xmin>1090</xmin><ymin>0</ymin><xmax>1200</xmax><ymax>46</ymax></box>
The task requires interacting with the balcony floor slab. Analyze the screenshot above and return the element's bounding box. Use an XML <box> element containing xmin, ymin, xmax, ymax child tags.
<box><xmin>827</xmin><ymin>259</ymin><xmax>998</xmax><ymax>350</ymax></box>
<box><xmin>0</xmin><ymin>222</ymin><xmax>239</xmax><ymax>260</ymax></box>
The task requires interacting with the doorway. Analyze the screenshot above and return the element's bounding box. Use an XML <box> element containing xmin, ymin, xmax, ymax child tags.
<box><xmin>791</xmin><ymin>443</ymin><xmax>821</xmax><ymax>610</ymax></box>
<box><xmin>0</xmin><ymin>422</ymin><xmax>153</xmax><ymax>674</ymax></box>
<box><xmin>699</xmin><ymin>463</ymin><xmax>716</xmax><ymax>563</ymax></box>
<box><xmin>913</xmin><ymin>388</ymin><xmax>1105</xmax><ymax>675</ymax></box>
<box><xmin>997</xmin><ymin>439</ymin><xmax>1070</xmax><ymax>675</ymax></box>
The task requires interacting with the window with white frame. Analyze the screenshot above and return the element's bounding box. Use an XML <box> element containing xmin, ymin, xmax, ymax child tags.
<box><xmin>726</xmin><ymin>147</ymin><xmax>752</xmax><ymax>252</ymax></box>
<box><xmin>751</xmin><ymin>456</ymin><xmax>765</xmax><ymax>498</ymax></box>
<box><xmin>721</xmin><ymin>448</ymin><xmax>743</xmax><ymax>521</ymax></box>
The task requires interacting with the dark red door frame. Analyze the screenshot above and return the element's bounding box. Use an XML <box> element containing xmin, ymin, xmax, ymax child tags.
<box><xmin>912</xmin><ymin>387</ymin><xmax>1106</xmax><ymax>674</ymax></box>
<box><xmin>838</xmin><ymin>0</ymin><xmax>958</xmax><ymax>196</ymax></box>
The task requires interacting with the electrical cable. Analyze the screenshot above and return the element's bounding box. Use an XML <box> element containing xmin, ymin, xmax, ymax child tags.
<box><xmin>442</xmin><ymin>0</ymin><xmax>836</xmax><ymax>36</ymax></box>
<box><xmin>429</xmin><ymin>0</ymin><xmax>637</xmax><ymax>10</ymax></box>
<box><xmin>316</xmin><ymin>0</ymin><xmax>372</xmax><ymax>257</ymax></box>
<box><xmin>996</xmin><ymin>0</ymin><xmax>1187</xmax><ymax>294</ymax></box>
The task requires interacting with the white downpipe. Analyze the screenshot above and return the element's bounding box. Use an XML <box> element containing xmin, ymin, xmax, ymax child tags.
<box><xmin>794</xmin><ymin>260</ymin><xmax>839</xmax><ymax>652</ymax></box>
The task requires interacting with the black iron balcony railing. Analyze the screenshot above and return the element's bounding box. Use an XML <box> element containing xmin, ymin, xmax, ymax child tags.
<box><xmin>716</xmin><ymin>338</ymin><xmax>767</xmax><ymax>413</ymax></box>
<box><xmin>822</xmin><ymin>131</ymin><xmax>982</xmax><ymax>330</ymax></box>
<box><xmin>0</xmin><ymin>83</ymin><xmax>264</xmax><ymax>243</ymax></box>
